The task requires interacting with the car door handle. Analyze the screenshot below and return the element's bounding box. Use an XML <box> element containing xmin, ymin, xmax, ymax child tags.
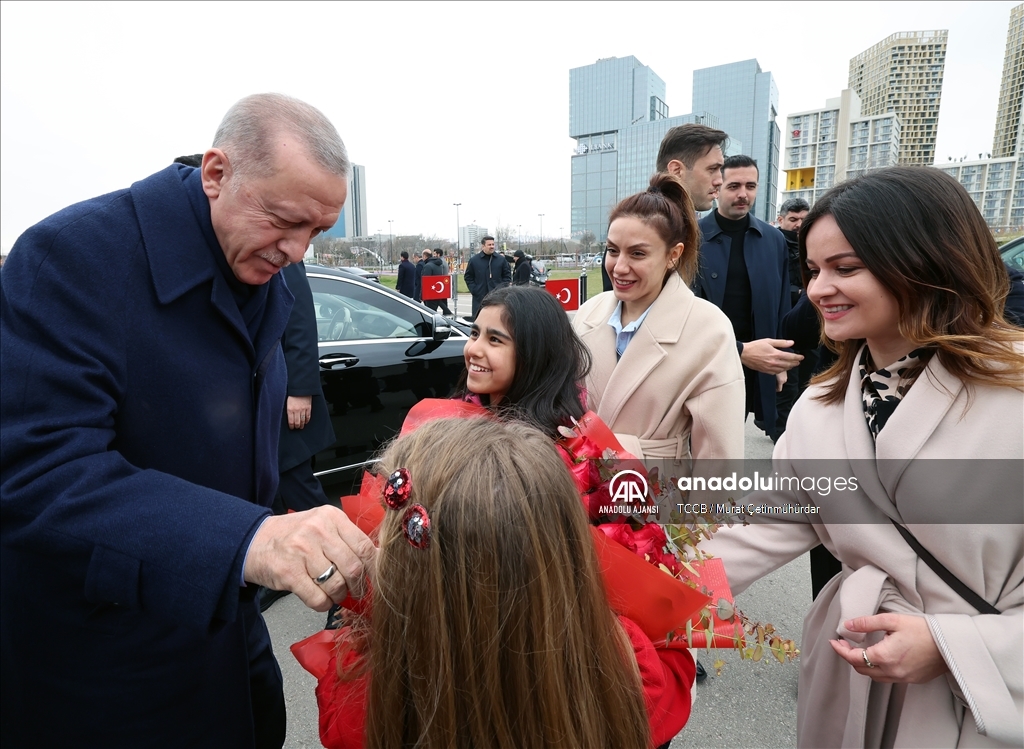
<box><xmin>319</xmin><ymin>354</ymin><xmax>359</xmax><ymax>369</ymax></box>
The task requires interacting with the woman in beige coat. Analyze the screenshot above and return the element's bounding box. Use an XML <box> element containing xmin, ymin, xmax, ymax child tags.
<box><xmin>572</xmin><ymin>173</ymin><xmax>745</xmax><ymax>462</ymax></box>
<box><xmin>705</xmin><ymin>168</ymin><xmax>1023</xmax><ymax>747</ymax></box>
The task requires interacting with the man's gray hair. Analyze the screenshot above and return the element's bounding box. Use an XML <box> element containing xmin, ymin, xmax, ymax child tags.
<box><xmin>213</xmin><ymin>93</ymin><xmax>349</xmax><ymax>180</ymax></box>
<box><xmin>778</xmin><ymin>197</ymin><xmax>810</xmax><ymax>216</ymax></box>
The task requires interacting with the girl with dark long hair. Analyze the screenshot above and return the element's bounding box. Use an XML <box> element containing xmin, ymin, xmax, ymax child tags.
<box><xmin>452</xmin><ymin>285</ymin><xmax>592</xmax><ymax>438</ymax></box>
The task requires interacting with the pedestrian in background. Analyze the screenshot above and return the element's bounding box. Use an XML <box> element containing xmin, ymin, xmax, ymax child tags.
<box><xmin>396</xmin><ymin>250</ymin><xmax>415</xmax><ymax>298</ymax></box>
<box><xmin>464</xmin><ymin>235</ymin><xmax>510</xmax><ymax>319</ymax></box>
<box><xmin>512</xmin><ymin>249</ymin><xmax>532</xmax><ymax>285</ymax></box>
<box><xmin>421</xmin><ymin>249</ymin><xmax>453</xmax><ymax>316</ymax></box>
<box><xmin>413</xmin><ymin>249</ymin><xmax>430</xmax><ymax>302</ymax></box>
<box><xmin>695</xmin><ymin>155</ymin><xmax>800</xmax><ymax>443</ymax></box>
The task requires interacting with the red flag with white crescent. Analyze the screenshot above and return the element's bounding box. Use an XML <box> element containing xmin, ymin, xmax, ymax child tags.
<box><xmin>545</xmin><ymin>279</ymin><xmax>578</xmax><ymax>311</ymax></box>
<box><xmin>421</xmin><ymin>275</ymin><xmax>451</xmax><ymax>300</ymax></box>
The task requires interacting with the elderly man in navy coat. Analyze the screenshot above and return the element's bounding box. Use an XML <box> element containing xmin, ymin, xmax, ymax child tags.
<box><xmin>695</xmin><ymin>155</ymin><xmax>802</xmax><ymax>442</ymax></box>
<box><xmin>0</xmin><ymin>94</ymin><xmax>374</xmax><ymax>748</ymax></box>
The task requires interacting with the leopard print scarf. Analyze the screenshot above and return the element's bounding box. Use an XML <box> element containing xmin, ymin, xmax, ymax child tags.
<box><xmin>860</xmin><ymin>346</ymin><xmax>932</xmax><ymax>442</ymax></box>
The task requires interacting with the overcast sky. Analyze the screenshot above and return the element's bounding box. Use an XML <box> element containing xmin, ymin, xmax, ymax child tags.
<box><xmin>1</xmin><ymin>0</ymin><xmax>1015</xmax><ymax>251</ymax></box>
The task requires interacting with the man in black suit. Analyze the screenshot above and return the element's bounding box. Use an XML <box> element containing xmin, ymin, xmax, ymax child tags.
<box><xmin>396</xmin><ymin>250</ymin><xmax>416</xmax><ymax>297</ymax></box>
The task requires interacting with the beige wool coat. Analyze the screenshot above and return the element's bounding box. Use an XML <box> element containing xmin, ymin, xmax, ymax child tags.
<box><xmin>572</xmin><ymin>273</ymin><xmax>745</xmax><ymax>462</ymax></box>
<box><xmin>703</xmin><ymin>346</ymin><xmax>1024</xmax><ymax>748</ymax></box>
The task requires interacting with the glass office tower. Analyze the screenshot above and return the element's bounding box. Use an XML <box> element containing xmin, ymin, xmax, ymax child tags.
<box><xmin>569</xmin><ymin>57</ymin><xmax>730</xmax><ymax>243</ymax></box>
<box><xmin>692</xmin><ymin>60</ymin><xmax>780</xmax><ymax>223</ymax></box>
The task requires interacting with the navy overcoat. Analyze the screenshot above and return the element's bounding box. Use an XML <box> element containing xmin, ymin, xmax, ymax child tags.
<box><xmin>0</xmin><ymin>165</ymin><xmax>293</xmax><ymax>747</ymax></box>
<box><xmin>695</xmin><ymin>212</ymin><xmax>791</xmax><ymax>433</ymax></box>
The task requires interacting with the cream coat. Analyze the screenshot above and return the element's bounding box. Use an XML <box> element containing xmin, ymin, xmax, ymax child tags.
<box><xmin>703</xmin><ymin>347</ymin><xmax>1024</xmax><ymax>748</ymax></box>
<box><xmin>572</xmin><ymin>273</ymin><xmax>745</xmax><ymax>461</ymax></box>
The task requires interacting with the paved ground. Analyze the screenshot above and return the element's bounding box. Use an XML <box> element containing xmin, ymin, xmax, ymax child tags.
<box><xmin>266</xmin><ymin>408</ymin><xmax>810</xmax><ymax>749</ymax></box>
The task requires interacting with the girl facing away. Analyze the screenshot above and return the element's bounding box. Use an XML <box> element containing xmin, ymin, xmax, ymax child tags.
<box><xmin>314</xmin><ymin>417</ymin><xmax>695</xmax><ymax>749</ymax></box>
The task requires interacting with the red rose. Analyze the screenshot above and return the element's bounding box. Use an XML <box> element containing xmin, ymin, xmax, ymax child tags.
<box><xmin>633</xmin><ymin>524</ymin><xmax>682</xmax><ymax>574</ymax></box>
<box><xmin>598</xmin><ymin>522</ymin><xmax>637</xmax><ymax>553</ymax></box>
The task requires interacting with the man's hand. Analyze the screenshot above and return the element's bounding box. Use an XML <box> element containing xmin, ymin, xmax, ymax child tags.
<box><xmin>830</xmin><ymin>614</ymin><xmax>948</xmax><ymax>684</ymax></box>
<box><xmin>776</xmin><ymin>371</ymin><xmax>788</xmax><ymax>392</ymax></box>
<box><xmin>286</xmin><ymin>395</ymin><xmax>313</xmax><ymax>430</ymax></box>
<box><xmin>244</xmin><ymin>507</ymin><xmax>376</xmax><ymax>612</ymax></box>
<box><xmin>740</xmin><ymin>339</ymin><xmax>803</xmax><ymax>375</ymax></box>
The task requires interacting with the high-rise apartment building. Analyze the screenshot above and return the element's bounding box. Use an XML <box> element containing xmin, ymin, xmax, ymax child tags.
<box><xmin>781</xmin><ymin>89</ymin><xmax>901</xmax><ymax>207</ymax></box>
<box><xmin>325</xmin><ymin>164</ymin><xmax>367</xmax><ymax>239</ymax></box>
<box><xmin>993</xmin><ymin>4</ymin><xmax>1024</xmax><ymax>158</ymax></box>
<box><xmin>848</xmin><ymin>30</ymin><xmax>947</xmax><ymax>166</ymax></box>
<box><xmin>692</xmin><ymin>60</ymin><xmax>781</xmax><ymax>223</ymax></box>
<box><xmin>569</xmin><ymin>57</ymin><xmax>740</xmax><ymax>243</ymax></box>
<box><xmin>935</xmin><ymin>156</ymin><xmax>1021</xmax><ymax>229</ymax></box>
<box><xmin>459</xmin><ymin>224</ymin><xmax>490</xmax><ymax>250</ymax></box>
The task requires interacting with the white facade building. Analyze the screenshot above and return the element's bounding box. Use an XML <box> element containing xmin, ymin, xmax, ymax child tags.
<box><xmin>781</xmin><ymin>89</ymin><xmax>900</xmax><ymax>207</ymax></box>
<box><xmin>934</xmin><ymin>156</ymin><xmax>1023</xmax><ymax>232</ymax></box>
<box><xmin>459</xmin><ymin>224</ymin><xmax>490</xmax><ymax>251</ymax></box>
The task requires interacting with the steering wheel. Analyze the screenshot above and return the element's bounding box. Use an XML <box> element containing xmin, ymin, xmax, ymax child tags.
<box><xmin>327</xmin><ymin>307</ymin><xmax>351</xmax><ymax>340</ymax></box>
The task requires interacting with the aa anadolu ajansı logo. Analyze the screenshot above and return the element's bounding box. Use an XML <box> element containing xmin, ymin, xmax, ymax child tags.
<box><xmin>609</xmin><ymin>469</ymin><xmax>648</xmax><ymax>503</ymax></box>
<box><xmin>602</xmin><ymin>469</ymin><xmax>659</xmax><ymax>516</ymax></box>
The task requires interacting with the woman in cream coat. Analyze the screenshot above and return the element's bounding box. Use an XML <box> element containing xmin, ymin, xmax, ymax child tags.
<box><xmin>704</xmin><ymin>168</ymin><xmax>1023</xmax><ymax>747</ymax></box>
<box><xmin>572</xmin><ymin>173</ymin><xmax>745</xmax><ymax>462</ymax></box>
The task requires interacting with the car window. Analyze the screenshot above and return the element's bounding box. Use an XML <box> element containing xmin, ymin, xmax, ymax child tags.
<box><xmin>1002</xmin><ymin>240</ymin><xmax>1024</xmax><ymax>271</ymax></box>
<box><xmin>309</xmin><ymin>276</ymin><xmax>428</xmax><ymax>341</ymax></box>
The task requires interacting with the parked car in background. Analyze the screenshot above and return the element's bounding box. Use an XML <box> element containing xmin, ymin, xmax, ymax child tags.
<box><xmin>304</xmin><ymin>265</ymin><xmax>469</xmax><ymax>498</ymax></box>
<box><xmin>1000</xmin><ymin>236</ymin><xmax>1024</xmax><ymax>271</ymax></box>
<box><xmin>335</xmin><ymin>266</ymin><xmax>381</xmax><ymax>283</ymax></box>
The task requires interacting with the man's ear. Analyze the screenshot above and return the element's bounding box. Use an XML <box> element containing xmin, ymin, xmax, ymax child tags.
<box><xmin>666</xmin><ymin>159</ymin><xmax>686</xmax><ymax>177</ymax></box>
<box><xmin>201</xmin><ymin>148</ymin><xmax>231</xmax><ymax>199</ymax></box>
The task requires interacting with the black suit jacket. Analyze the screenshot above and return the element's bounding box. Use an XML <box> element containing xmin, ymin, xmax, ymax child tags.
<box><xmin>279</xmin><ymin>262</ymin><xmax>335</xmax><ymax>473</ymax></box>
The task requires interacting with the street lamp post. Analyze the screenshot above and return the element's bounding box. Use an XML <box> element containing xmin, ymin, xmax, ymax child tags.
<box><xmin>388</xmin><ymin>219</ymin><xmax>394</xmax><ymax>265</ymax></box>
<box><xmin>517</xmin><ymin>224</ymin><xmax>521</xmax><ymax>253</ymax></box>
<box><xmin>538</xmin><ymin>214</ymin><xmax>545</xmax><ymax>256</ymax></box>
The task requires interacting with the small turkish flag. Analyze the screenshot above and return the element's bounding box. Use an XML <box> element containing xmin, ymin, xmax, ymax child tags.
<box><xmin>421</xmin><ymin>275</ymin><xmax>451</xmax><ymax>300</ymax></box>
<box><xmin>545</xmin><ymin>279</ymin><xmax>578</xmax><ymax>311</ymax></box>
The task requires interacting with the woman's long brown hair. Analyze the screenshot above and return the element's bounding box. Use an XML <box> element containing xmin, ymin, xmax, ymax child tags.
<box><xmin>800</xmin><ymin>166</ymin><xmax>1023</xmax><ymax>404</ymax></box>
<box><xmin>364</xmin><ymin>417</ymin><xmax>650</xmax><ymax>749</ymax></box>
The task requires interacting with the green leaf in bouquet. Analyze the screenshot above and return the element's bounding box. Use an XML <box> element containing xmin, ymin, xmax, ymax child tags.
<box><xmin>713</xmin><ymin>659</ymin><xmax>726</xmax><ymax>676</ymax></box>
<box><xmin>716</xmin><ymin>598</ymin><xmax>735</xmax><ymax>621</ymax></box>
<box><xmin>752</xmin><ymin>644</ymin><xmax>764</xmax><ymax>662</ymax></box>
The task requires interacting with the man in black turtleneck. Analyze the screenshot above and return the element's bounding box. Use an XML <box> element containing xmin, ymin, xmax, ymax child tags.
<box><xmin>695</xmin><ymin>155</ymin><xmax>801</xmax><ymax>442</ymax></box>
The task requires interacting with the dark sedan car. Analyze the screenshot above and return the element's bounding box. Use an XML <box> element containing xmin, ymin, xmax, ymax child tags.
<box><xmin>304</xmin><ymin>265</ymin><xmax>469</xmax><ymax>498</ymax></box>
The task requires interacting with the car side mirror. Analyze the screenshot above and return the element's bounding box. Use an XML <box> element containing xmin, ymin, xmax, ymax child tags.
<box><xmin>432</xmin><ymin>314</ymin><xmax>452</xmax><ymax>342</ymax></box>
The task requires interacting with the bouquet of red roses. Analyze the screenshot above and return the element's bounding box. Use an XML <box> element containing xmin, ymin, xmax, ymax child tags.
<box><xmin>554</xmin><ymin>413</ymin><xmax>799</xmax><ymax>668</ymax></box>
